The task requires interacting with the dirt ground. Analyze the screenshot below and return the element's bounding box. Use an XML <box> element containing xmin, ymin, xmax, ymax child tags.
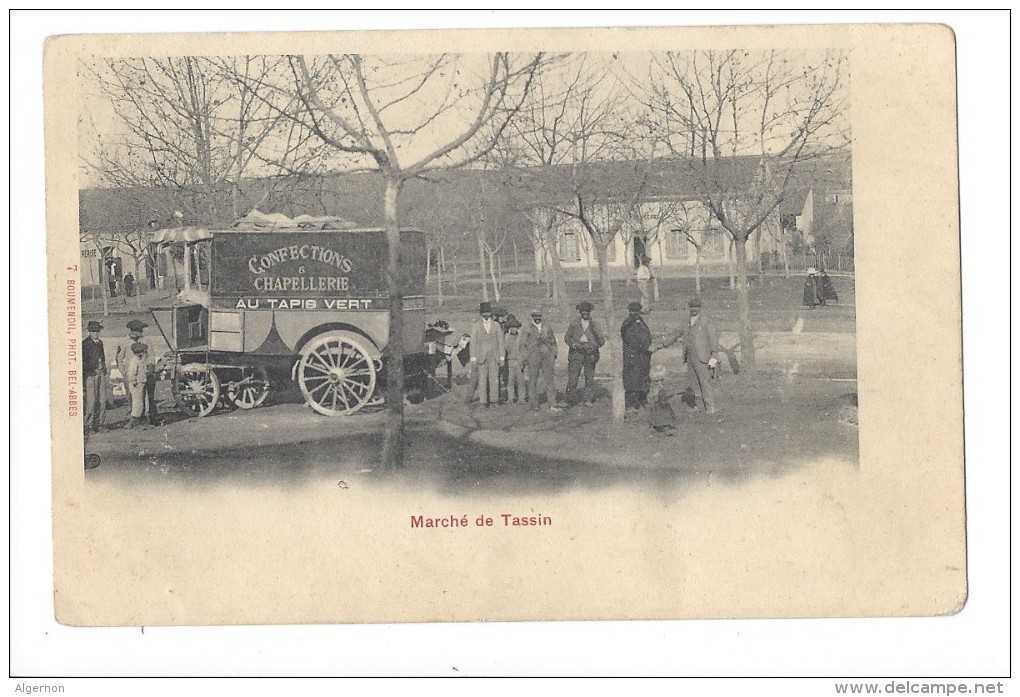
<box><xmin>82</xmin><ymin>273</ymin><xmax>858</xmax><ymax>493</ymax></box>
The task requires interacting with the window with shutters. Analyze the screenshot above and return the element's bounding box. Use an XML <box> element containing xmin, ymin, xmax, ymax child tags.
<box><xmin>665</xmin><ymin>228</ymin><xmax>689</xmax><ymax>260</ymax></box>
<box><xmin>559</xmin><ymin>232</ymin><xmax>581</xmax><ymax>261</ymax></box>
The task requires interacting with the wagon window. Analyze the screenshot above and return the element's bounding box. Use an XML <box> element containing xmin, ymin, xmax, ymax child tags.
<box><xmin>190</xmin><ymin>240</ymin><xmax>211</xmax><ymax>291</ymax></box>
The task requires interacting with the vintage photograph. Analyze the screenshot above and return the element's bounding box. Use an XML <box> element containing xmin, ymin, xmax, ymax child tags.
<box><xmin>45</xmin><ymin>24</ymin><xmax>965</xmax><ymax>629</ymax></box>
<box><xmin>76</xmin><ymin>49</ymin><xmax>856</xmax><ymax>490</ymax></box>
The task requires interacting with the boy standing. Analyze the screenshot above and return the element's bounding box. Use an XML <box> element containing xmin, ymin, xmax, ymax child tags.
<box><xmin>504</xmin><ymin>317</ymin><xmax>527</xmax><ymax>404</ymax></box>
<box><xmin>123</xmin><ymin>342</ymin><xmax>152</xmax><ymax>429</ymax></box>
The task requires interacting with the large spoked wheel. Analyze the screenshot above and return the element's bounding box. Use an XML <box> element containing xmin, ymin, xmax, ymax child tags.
<box><xmin>225</xmin><ymin>365</ymin><xmax>271</xmax><ymax>410</ymax></box>
<box><xmin>298</xmin><ymin>333</ymin><xmax>377</xmax><ymax>416</ymax></box>
<box><xmin>172</xmin><ymin>363</ymin><xmax>220</xmax><ymax>418</ymax></box>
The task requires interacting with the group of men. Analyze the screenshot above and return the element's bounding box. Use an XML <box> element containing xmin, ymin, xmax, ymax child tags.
<box><xmin>463</xmin><ymin>296</ymin><xmax>720</xmax><ymax>416</ymax></box>
<box><xmin>82</xmin><ymin>318</ymin><xmax>161</xmax><ymax>434</ymax></box>
<box><xmin>621</xmin><ymin>297</ymin><xmax>720</xmax><ymax>416</ymax></box>
<box><xmin>465</xmin><ymin>301</ymin><xmax>573</xmax><ymax>411</ymax></box>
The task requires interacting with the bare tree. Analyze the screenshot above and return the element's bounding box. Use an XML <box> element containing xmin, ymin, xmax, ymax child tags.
<box><xmin>493</xmin><ymin>59</ymin><xmax>623</xmax><ymax>319</ymax></box>
<box><xmin>523</xmin><ymin>207</ymin><xmax>570</xmax><ymax>304</ymax></box>
<box><xmin>112</xmin><ymin>228</ymin><xmax>155</xmax><ymax>311</ymax></box>
<box><xmin>259</xmin><ymin>53</ymin><xmax>545</xmax><ymax>468</ymax></box>
<box><xmin>83</xmin><ymin>56</ymin><xmax>324</xmax><ymax>222</ymax></box>
<box><xmin>643</xmin><ymin>49</ymin><xmax>849</xmax><ymax>376</ymax></box>
<box><xmin>509</xmin><ymin>58</ymin><xmax>654</xmax><ymax>421</ymax></box>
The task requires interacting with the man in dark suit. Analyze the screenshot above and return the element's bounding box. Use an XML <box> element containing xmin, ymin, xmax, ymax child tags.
<box><xmin>564</xmin><ymin>301</ymin><xmax>605</xmax><ymax>407</ymax></box>
<box><xmin>621</xmin><ymin>301</ymin><xmax>652</xmax><ymax>411</ymax></box>
<box><xmin>82</xmin><ymin>320</ymin><xmax>108</xmax><ymax>433</ymax></box>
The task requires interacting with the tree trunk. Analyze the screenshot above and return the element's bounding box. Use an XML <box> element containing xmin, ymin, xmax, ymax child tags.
<box><xmin>436</xmin><ymin>246</ymin><xmax>444</xmax><ymax>306</ymax></box>
<box><xmin>487</xmin><ymin>248</ymin><xmax>501</xmax><ymax>302</ymax></box>
<box><xmin>755</xmin><ymin>229</ymin><xmax>764</xmax><ymax>285</ymax></box>
<box><xmin>99</xmin><ymin>256</ymin><xmax>110</xmax><ymax>317</ymax></box>
<box><xmin>653</xmin><ymin>238</ymin><xmax>663</xmax><ymax>302</ymax></box>
<box><xmin>476</xmin><ymin>233</ymin><xmax>488</xmax><ymax>301</ymax></box>
<box><xmin>133</xmin><ymin>255</ymin><xmax>144</xmax><ymax>311</ymax></box>
<box><xmin>781</xmin><ymin>228</ymin><xmax>790</xmax><ymax>279</ymax></box>
<box><xmin>381</xmin><ymin>176</ymin><xmax>406</xmax><ymax>469</ymax></box>
<box><xmin>734</xmin><ymin>236</ymin><xmax>755</xmax><ymax>378</ymax></box>
<box><xmin>695</xmin><ymin>247</ymin><xmax>702</xmax><ymax>295</ymax></box>
<box><xmin>533</xmin><ymin>239</ymin><xmax>543</xmax><ymax>285</ymax></box>
<box><xmin>452</xmin><ymin>259</ymin><xmax>459</xmax><ymax>294</ymax></box>
<box><xmin>728</xmin><ymin>238</ymin><xmax>736</xmax><ymax>290</ymax></box>
<box><xmin>425</xmin><ymin>246</ymin><xmax>432</xmax><ymax>289</ymax></box>
<box><xmin>585</xmin><ymin>249</ymin><xmax>593</xmax><ymax>294</ymax></box>
<box><xmin>595</xmin><ymin>245</ymin><xmax>625</xmax><ymax>421</ymax></box>
<box><xmin>544</xmin><ymin>225</ymin><xmax>569</xmax><ymax>314</ymax></box>
<box><xmin>512</xmin><ymin>238</ymin><xmax>519</xmax><ymax>272</ymax></box>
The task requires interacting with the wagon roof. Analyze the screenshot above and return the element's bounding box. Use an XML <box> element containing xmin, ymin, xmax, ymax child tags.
<box><xmin>150</xmin><ymin>226</ymin><xmax>214</xmax><ymax>244</ymax></box>
<box><xmin>209</xmin><ymin>227</ymin><xmax>425</xmax><ymax>234</ymax></box>
<box><xmin>154</xmin><ymin>210</ymin><xmax>425</xmax><ymax>239</ymax></box>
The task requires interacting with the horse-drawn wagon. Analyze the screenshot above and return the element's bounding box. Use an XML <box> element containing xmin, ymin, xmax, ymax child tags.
<box><xmin>150</xmin><ymin>216</ymin><xmax>432</xmax><ymax>418</ymax></box>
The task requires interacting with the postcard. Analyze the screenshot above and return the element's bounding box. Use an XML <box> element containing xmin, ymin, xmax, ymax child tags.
<box><xmin>45</xmin><ymin>23</ymin><xmax>964</xmax><ymax>626</ymax></box>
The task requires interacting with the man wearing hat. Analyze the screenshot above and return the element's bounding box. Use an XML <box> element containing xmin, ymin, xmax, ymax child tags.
<box><xmin>467</xmin><ymin>302</ymin><xmax>506</xmax><ymax>407</ymax></box>
<box><xmin>621</xmin><ymin>302</ymin><xmax>653</xmax><ymax>411</ymax></box>
<box><xmin>520</xmin><ymin>309</ymin><xmax>561</xmax><ymax>412</ymax></box>
<box><xmin>663</xmin><ymin>297</ymin><xmax>720</xmax><ymax>414</ymax></box>
<box><xmin>82</xmin><ymin>320</ymin><xmax>108</xmax><ymax>433</ymax></box>
<box><xmin>116</xmin><ymin>319</ymin><xmax>161</xmax><ymax>425</ymax></box>
<box><xmin>564</xmin><ymin>301</ymin><xmax>605</xmax><ymax>407</ymax></box>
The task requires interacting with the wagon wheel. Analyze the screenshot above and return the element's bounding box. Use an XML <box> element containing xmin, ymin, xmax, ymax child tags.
<box><xmin>298</xmin><ymin>333</ymin><xmax>377</xmax><ymax>416</ymax></box>
<box><xmin>225</xmin><ymin>365</ymin><xmax>271</xmax><ymax>410</ymax></box>
<box><xmin>172</xmin><ymin>363</ymin><xmax>220</xmax><ymax>417</ymax></box>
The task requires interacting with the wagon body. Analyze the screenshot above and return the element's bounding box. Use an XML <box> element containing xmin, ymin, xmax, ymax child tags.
<box><xmin>150</xmin><ymin>226</ymin><xmax>431</xmax><ymax>417</ymax></box>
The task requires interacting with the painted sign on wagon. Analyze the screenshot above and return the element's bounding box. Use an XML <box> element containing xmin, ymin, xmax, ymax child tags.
<box><xmin>210</xmin><ymin>229</ymin><xmax>427</xmax><ymax>310</ymax></box>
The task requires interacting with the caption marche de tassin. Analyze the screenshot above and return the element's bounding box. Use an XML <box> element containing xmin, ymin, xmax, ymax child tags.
<box><xmin>411</xmin><ymin>513</ymin><xmax>553</xmax><ymax>529</ymax></box>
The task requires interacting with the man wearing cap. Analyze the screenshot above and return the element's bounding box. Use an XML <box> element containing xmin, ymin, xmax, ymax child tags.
<box><xmin>116</xmin><ymin>319</ymin><xmax>160</xmax><ymax>425</ymax></box>
<box><xmin>662</xmin><ymin>298</ymin><xmax>720</xmax><ymax>414</ymax></box>
<box><xmin>504</xmin><ymin>317</ymin><xmax>528</xmax><ymax>404</ymax></box>
<box><xmin>82</xmin><ymin>320</ymin><xmax>108</xmax><ymax>433</ymax></box>
<box><xmin>520</xmin><ymin>309</ymin><xmax>561</xmax><ymax>412</ymax></box>
<box><xmin>564</xmin><ymin>301</ymin><xmax>605</xmax><ymax>407</ymax></box>
<box><xmin>621</xmin><ymin>302</ymin><xmax>653</xmax><ymax>412</ymax></box>
<box><xmin>468</xmin><ymin>302</ymin><xmax>506</xmax><ymax>407</ymax></box>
